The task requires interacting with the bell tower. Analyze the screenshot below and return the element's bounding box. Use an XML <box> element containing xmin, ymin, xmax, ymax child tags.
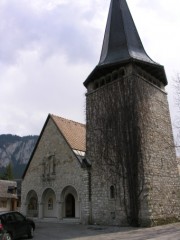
<box><xmin>84</xmin><ymin>0</ymin><xmax>180</xmax><ymax>226</ymax></box>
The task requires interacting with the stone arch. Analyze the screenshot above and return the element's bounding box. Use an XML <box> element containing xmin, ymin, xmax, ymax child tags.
<box><xmin>41</xmin><ymin>188</ymin><xmax>57</xmax><ymax>218</ymax></box>
<box><xmin>26</xmin><ymin>190</ymin><xmax>38</xmax><ymax>217</ymax></box>
<box><xmin>61</xmin><ymin>186</ymin><xmax>80</xmax><ymax>219</ymax></box>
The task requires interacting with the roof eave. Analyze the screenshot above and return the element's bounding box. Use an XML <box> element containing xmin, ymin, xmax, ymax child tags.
<box><xmin>22</xmin><ymin>114</ymin><xmax>51</xmax><ymax>179</ymax></box>
<box><xmin>84</xmin><ymin>58</ymin><xmax>167</xmax><ymax>87</ymax></box>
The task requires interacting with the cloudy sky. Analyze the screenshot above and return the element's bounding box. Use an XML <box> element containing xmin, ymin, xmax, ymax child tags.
<box><xmin>0</xmin><ymin>0</ymin><xmax>180</xmax><ymax>137</ymax></box>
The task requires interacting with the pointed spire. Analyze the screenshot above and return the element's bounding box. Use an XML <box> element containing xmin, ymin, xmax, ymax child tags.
<box><xmin>84</xmin><ymin>0</ymin><xmax>167</xmax><ymax>87</ymax></box>
<box><xmin>99</xmin><ymin>0</ymin><xmax>155</xmax><ymax>65</ymax></box>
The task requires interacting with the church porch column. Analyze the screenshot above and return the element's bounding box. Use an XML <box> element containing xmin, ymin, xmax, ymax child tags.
<box><xmin>38</xmin><ymin>202</ymin><xmax>43</xmax><ymax>219</ymax></box>
<box><xmin>57</xmin><ymin>201</ymin><xmax>63</xmax><ymax>220</ymax></box>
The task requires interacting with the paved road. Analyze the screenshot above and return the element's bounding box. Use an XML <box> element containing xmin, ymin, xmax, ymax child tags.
<box><xmin>28</xmin><ymin>221</ymin><xmax>180</xmax><ymax>240</ymax></box>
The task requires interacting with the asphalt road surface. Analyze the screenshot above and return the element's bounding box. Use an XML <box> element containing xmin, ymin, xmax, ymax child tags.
<box><xmin>21</xmin><ymin>221</ymin><xmax>180</xmax><ymax>240</ymax></box>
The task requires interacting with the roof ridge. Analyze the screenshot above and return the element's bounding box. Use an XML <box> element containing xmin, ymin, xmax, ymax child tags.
<box><xmin>50</xmin><ymin>114</ymin><xmax>86</xmax><ymax>127</ymax></box>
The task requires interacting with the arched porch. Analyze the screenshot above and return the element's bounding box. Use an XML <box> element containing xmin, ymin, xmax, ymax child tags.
<box><xmin>26</xmin><ymin>190</ymin><xmax>38</xmax><ymax>217</ymax></box>
<box><xmin>61</xmin><ymin>186</ymin><xmax>80</xmax><ymax>219</ymax></box>
<box><xmin>41</xmin><ymin>188</ymin><xmax>57</xmax><ymax>218</ymax></box>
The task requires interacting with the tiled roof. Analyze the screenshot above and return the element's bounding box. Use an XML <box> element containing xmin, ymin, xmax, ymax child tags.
<box><xmin>0</xmin><ymin>180</ymin><xmax>17</xmax><ymax>199</ymax></box>
<box><xmin>51</xmin><ymin>114</ymin><xmax>86</xmax><ymax>152</ymax></box>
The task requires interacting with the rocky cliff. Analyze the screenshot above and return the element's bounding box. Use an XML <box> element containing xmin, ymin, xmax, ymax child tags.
<box><xmin>0</xmin><ymin>134</ymin><xmax>38</xmax><ymax>179</ymax></box>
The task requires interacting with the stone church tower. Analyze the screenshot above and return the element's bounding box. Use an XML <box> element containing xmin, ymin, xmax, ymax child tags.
<box><xmin>84</xmin><ymin>0</ymin><xmax>180</xmax><ymax>226</ymax></box>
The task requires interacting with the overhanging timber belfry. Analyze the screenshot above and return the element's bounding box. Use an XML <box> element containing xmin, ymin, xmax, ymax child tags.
<box><xmin>84</xmin><ymin>0</ymin><xmax>167</xmax><ymax>87</ymax></box>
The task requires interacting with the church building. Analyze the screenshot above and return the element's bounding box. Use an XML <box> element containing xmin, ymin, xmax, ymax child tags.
<box><xmin>21</xmin><ymin>0</ymin><xmax>180</xmax><ymax>226</ymax></box>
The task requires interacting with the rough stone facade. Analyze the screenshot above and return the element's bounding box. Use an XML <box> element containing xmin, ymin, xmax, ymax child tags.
<box><xmin>21</xmin><ymin>117</ymin><xmax>90</xmax><ymax>224</ymax></box>
<box><xmin>85</xmin><ymin>64</ymin><xmax>180</xmax><ymax>226</ymax></box>
<box><xmin>136</xmin><ymin>69</ymin><xmax>180</xmax><ymax>226</ymax></box>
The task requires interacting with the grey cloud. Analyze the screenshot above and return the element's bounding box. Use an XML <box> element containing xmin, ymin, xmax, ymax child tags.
<box><xmin>0</xmin><ymin>0</ymin><xmax>101</xmax><ymax>66</ymax></box>
<box><xmin>0</xmin><ymin>0</ymin><xmax>103</xmax><ymax>135</ymax></box>
<box><xmin>0</xmin><ymin>0</ymin><xmax>179</xmax><ymax>137</ymax></box>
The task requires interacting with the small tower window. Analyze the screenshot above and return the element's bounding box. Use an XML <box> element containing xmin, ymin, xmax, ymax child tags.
<box><xmin>112</xmin><ymin>71</ymin><xmax>118</xmax><ymax>81</ymax></box>
<box><xmin>52</xmin><ymin>155</ymin><xmax>56</xmax><ymax>174</ymax></box>
<box><xmin>99</xmin><ymin>77</ymin><xmax>105</xmax><ymax>87</ymax></box>
<box><xmin>110</xmin><ymin>185</ymin><xmax>115</xmax><ymax>199</ymax></box>
<box><xmin>94</xmin><ymin>81</ymin><xmax>99</xmax><ymax>90</ymax></box>
<box><xmin>106</xmin><ymin>75</ymin><xmax>111</xmax><ymax>84</ymax></box>
<box><xmin>119</xmin><ymin>68</ymin><xmax>126</xmax><ymax>77</ymax></box>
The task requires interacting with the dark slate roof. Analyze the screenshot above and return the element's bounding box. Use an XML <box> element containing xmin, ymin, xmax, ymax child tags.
<box><xmin>84</xmin><ymin>0</ymin><xmax>167</xmax><ymax>87</ymax></box>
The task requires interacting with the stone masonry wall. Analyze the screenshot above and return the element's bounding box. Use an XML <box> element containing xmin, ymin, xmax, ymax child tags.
<box><xmin>21</xmin><ymin>117</ymin><xmax>90</xmax><ymax>223</ymax></box>
<box><xmin>134</xmin><ymin>69</ymin><xmax>180</xmax><ymax>226</ymax></box>
<box><xmin>86</xmin><ymin>65</ymin><xmax>137</xmax><ymax>226</ymax></box>
<box><xmin>86</xmin><ymin>64</ymin><xmax>180</xmax><ymax>226</ymax></box>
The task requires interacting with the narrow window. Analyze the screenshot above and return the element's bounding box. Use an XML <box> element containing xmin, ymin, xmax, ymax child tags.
<box><xmin>106</xmin><ymin>75</ymin><xmax>111</xmax><ymax>84</ymax></box>
<box><xmin>48</xmin><ymin>198</ymin><xmax>53</xmax><ymax>210</ymax></box>
<box><xmin>0</xmin><ymin>200</ymin><xmax>7</xmax><ymax>208</ymax></box>
<box><xmin>112</xmin><ymin>71</ymin><xmax>118</xmax><ymax>81</ymax></box>
<box><xmin>52</xmin><ymin>156</ymin><xmax>56</xmax><ymax>174</ymax></box>
<box><xmin>99</xmin><ymin>77</ymin><xmax>105</xmax><ymax>87</ymax></box>
<box><xmin>119</xmin><ymin>68</ymin><xmax>125</xmax><ymax>77</ymax></box>
<box><xmin>42</xmin><ymin>157</ymin><xmax>46</xmax><ymax>176</ymax></box>
<box><xmin>110</xmin><ymin>185</ymin><xmax>115</xmax><ymax>199</ymax></box>
<box><xmin>94</xmin><ymin>81</ymin><xmax>99</xmax><ymax>90</ymax></box>
<box><xmin>111</xmin><ymin>211</ymin><xmax>116</xmax><ymax>219</ymax></box>
<box><xmin>28</xmin><ymin>197</ymin><xmax>38</xmax><ymax>210</ymax></box>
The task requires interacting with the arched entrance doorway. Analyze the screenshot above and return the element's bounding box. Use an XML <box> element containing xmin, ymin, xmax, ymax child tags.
<box><xmin>61</xmin><ymin>186</ymin><xmax>80</xmax><ymax>219</ymax></box>
<box><xmin>26</xmin><ymin>190</ymin><xmax>38</xmax><ymax>217</ymax></box>
<box><xmin>42</xmin><ymin>188</ymin><xmax>56</xmax><ymax>218</ymax></box>
<box><xmin>65</xmin><ymin>194</ymin><xmax>75</xmax><ymax>217</ymax></box>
